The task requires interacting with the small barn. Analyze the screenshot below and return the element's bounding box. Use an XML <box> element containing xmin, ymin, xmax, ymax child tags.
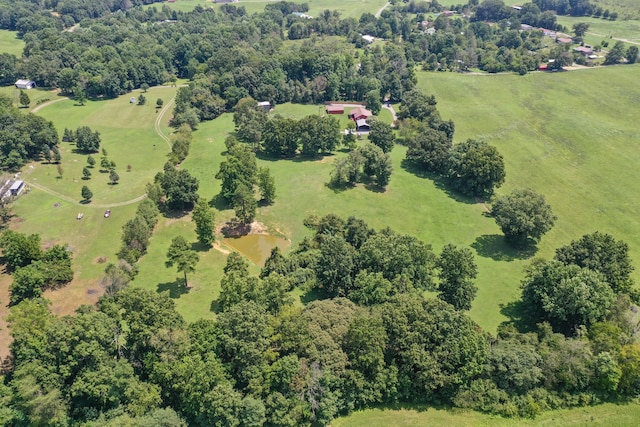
<box><xmin>326</xmin><ymin>105</ymin><xmax>344</xmax><ymax>114</ymax></box>
<box><xmin>349</xmin><ymin>107</ymin><xmax>372</xmax><ymax>121</ymax></box>
<box><xmin>355</xmin><ymin>119</ymin><xmax>370</xmax><ymax>131</ymax></box>
<box><xmin>9</xmin><ymin>180</ymin><xmax>25</xmax><ymax>196</ymax></box>
<box><xmin>15</xmin><ymin>79</ymin><xmax>36</xmax><ymax>90</ymax></box>
<box><xmin>258</xmin><ymin>101</ymin><xmax>272</xmax><ymax>111</ymax></box>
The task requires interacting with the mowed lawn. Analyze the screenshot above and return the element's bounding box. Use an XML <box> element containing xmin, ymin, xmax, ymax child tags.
<box><xmin>153</xmin><ymin>0</ymin><xmax>388</xmax><ymax>18</ymax></box>
<box><xmin>420</xmin><ymin>65</ymin><xmax>640</xmax><ymax>328</ymax></box>
<box><xmin>8</xmin><ymin>87</ymin><xmax>178</xmax><ymax>312</ymax></box>
<box><xmin>332</xmin><ymin>401</ymin><xmax>640</xmax><ymax>427</ymax></box>
<box><xmin>0</xmin><ymin>29</ymin><xmax>23</xmax><ymax>56</ymax></box>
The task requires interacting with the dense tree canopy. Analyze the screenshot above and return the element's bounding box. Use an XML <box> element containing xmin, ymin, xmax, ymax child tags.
<box><xmin>492</xmin><ymin>188</ymin><xmax>556</xmax><ymax>247</ymax></box>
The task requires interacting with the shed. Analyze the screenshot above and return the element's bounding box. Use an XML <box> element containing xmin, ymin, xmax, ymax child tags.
<box><xmin>9</xmin><ymin>180</ymin><xmax>25</xmax><ymax>196</ymax></box>
<box><xmin>15</xmin><ymin>79</ymin><xmax>36</xmax><ymax>90</ymax></box>
<box><xmin>348</xmin><ymin>107</ymin><xmax>372</xmax><ymax>121</ymax></box>
<box><xmin>258</xmin><ymin>101</ymin><xmax>272</xmax><ymax>111</ymax></box>
<box><xmin>574</xmin><ymin>46</ymin><xmax>593</xmax><ymax>56</ymax></box>
<box><xmin>326</xmin><ymin>105</ymin><xmax>344</xmax><ymax>114</ymax></box>
<box><xmin>556</xmin><ymin>37</ymin><xmax>573</xmax><ymax>44</ymax></box>
<box><xmin>362</xmin><ymin>35</ymin><xmax>375</xmax><ymax>44</ymax></box>
<box><xmin>355</xmin><ymin>119</ymin><xmax>370</xmax><ymax>131</ymax></box>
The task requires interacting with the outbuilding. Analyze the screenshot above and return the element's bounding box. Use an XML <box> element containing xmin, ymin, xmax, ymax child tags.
<box><xmin>15</xmin><ymin>79</ymin><xmax>36</xmax><ymax>90</ymax></box>
<box><xmin>326</xmin><ymin>105</ymin><xmax>344</xmax><ymax>114</ymax></box>
<box><xmin>9</xmin><ymin>180</ymin><xmax>25</xmax><ymax>196</ymax></box>
<box><xmin>355</xmin><ymin>119</ymin><xmax>370</xmax><ymax>131</ymax></box>
<box><xmin>258</xmin><ymin>101</ymin><xmax>272</xmax><ymax>111</ymax></box>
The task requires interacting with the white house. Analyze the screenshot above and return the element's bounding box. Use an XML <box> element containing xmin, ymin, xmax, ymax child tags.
<box><xmin>15</xmin><ymin>79</ymin><xmax>36</xmax><ymax>89</ymax></box>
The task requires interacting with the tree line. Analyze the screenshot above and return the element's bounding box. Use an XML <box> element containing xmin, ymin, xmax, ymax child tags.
<box><xmin>2</xmin><ymin>213</ymin><xmax>639</xmax><ymax>425</ymax></box>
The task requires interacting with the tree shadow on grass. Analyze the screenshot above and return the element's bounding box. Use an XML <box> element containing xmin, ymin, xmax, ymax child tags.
<box><xmin>400</xmin><ymin>159</ymin><xmax>477</xmax><ymax>205</ymax></box>
<box><xmin>210</xmin><ymin>299</ymin><xmax>222</xmax><ymax>314</ymax></box>
<box><xmin>190</xmin><ymin>241</ymin><xmax>211</xmax><ymax>252</ymax></box>
<box><xmin>471</xmin><ymin>234</ymin><xmax>537</xmax><ymax>262</ymax></box>
<box><xmin>209</xmin><ymin>193</ymin><xmax>229</xmax><ymax>211</ymax></box>
<box><xmin>157</xmin><ymin>278</ymin><xmax>189</xmax><ymax>299</ymax></box>
<box><xmin>499</xmin><ymin>300</ymin><xmax>537</xmax><ymax>333</ymax></box>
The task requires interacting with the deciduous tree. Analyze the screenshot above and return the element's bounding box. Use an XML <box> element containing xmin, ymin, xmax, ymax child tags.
<box><xmin>192</xmin><ymin>199</ymin><xmax>215</xmax><ymax>247</ymax></box>
<box><xmin>447</xmin><ymin>139</ymin><xmax>505</xmax><ymax>198</ymax></box>
<box><xmin>492</xmin><ymin>188</ymin><xmax>556</xmax><ymax>247</ymax></box>
<box><xmin>166</xmin><ymin>236</ymin><xmax>199</xmax><ymax>288</ymax></box>
<box><xmin>436</xmin><ymin>244</ymin><xmax>478</xmax><ymax>310</ymax></box>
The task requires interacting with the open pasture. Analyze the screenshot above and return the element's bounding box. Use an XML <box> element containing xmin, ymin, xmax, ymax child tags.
<box><xmin>332</xmin><ymin>401</ymin><xmax>640</xmax><ymax>427</ymax></box>
<box><xmin>151</xmin><ymin>0</ymin><xmax>387</xmax><ymax>18</ymax></box>
<box><xmin>0</xmin><ymin>29</ymin><xmax>23</xmax><ymax>56</ymax></box>
<box><xmin>7</xmin><ymin>87</ymin><xmax>177</xmax><ymax>305</ymax></box>
<box><xmin>555</xmin><ymin>15</ymin><xmax>640</xmax><ymax>48</ymax></box>
<box><xmin>420</xmin><ymin>65</ymin><xmax>640</xmax><ymax>327</ymax></box>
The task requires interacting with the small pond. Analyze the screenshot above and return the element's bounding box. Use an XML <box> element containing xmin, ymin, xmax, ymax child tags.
<box><xmin>223</xmin><ymin>234</ymin><xmax>290</xmax><ymax>266</ymax></box>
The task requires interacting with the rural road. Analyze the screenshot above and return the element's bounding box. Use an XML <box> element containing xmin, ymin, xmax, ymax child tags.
<box><xmin>24</xmin><ymin>91</ymin><xmax>176</xmax><ymax>207</ymax></box>
<box><xmin>375</xmin><ymin>2</ymin><xmax>390</xmax><ymax>18</ymax></box>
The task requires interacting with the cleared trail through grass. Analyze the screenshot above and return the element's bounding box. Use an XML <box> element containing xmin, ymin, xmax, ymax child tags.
<box><xmin>25</xmin><ymin>93</ymin><xmax>176</xmax><ymax>206</ymax></box>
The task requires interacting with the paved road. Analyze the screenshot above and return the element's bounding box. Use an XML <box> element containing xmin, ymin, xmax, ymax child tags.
<box><xmin>24</xmin><ymin>92</ymin><xmax>176</xmax><ymax>207</ymax></box>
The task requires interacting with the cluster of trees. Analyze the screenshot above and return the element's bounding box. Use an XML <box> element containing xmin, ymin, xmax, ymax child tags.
<box><xmin>168</xmin><ymin>124</ymin><xmax>193</xmax><ymax>165</ymax></box>
<box><xmin>63</xmin><ymin>126</ymin><xmax>101</xmax><ymax>153</ymax></box>
<box><xmin>0</xmin><ymin>94</ymin><xmax>59</xmax><ymax>171</ymax></box>
<box><xmin>149</xmin><ymin>162</ymin><xmax>200</xmax><ymax>211</ymax></box>
<box><xmin>399</xmin><ymin>89</ymin><xmax>505</xmax><ymax>198</ymax></box>
<box><xmin>261</xmin><ymin>111</ymin><xmax>342</xmax><ymax>157</ymax></box>
<box><xmin>216</xmin><ymin>137</ymin><xmax>276</xmax><ymax>224</ymax></box>
<box><xmin>0</xmin><ymin>230</ymin><xmax>73</xmax><ymax>305</ymax></box>
<box><xmin>6</xmin><ymin>214</ymin><xmax>639</xmax><ymax>425</ymax></box>
<box><xmin>117</xmin><ymin>198</ymin><xmax>160</xmax><ymax>265</ymax></box>
<box><xmin>329</xmin><ymin>142</ymin><xmax>393</xmax><ymax>189</ymax></box>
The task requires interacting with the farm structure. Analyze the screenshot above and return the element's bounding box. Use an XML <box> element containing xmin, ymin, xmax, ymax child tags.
<box><xmin>348</xmin><ymin>107</ymin><xmax>372</xmax><ymax>121</ymax></box>
<box><xmin>326</xmin><ymin>105</ymin><xmax>344</xmax><ymax>114</ymax></box>
<box><xmin>14</xmin><ymin>79</ymin><xmax>36</xmax><ymax>89</ymax></box>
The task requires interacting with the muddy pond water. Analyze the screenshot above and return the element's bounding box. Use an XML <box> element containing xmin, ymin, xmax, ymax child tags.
<box><xmin>223</xmin><ymin>234</ymin><xmax>290</xmax><ymax>266</ymax></box>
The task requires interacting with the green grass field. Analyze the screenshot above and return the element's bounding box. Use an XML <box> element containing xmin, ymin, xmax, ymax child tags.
<box><xmin>421</xmin><ymin>65</ymin><xmax>640</xmax><ymax>328</ymax></box>
<box><xmin>556</xmin><ymin>16</ymin><xmax>640</xmax><ymax>48</ymax></box>
<box><xmin>0</xmin><ymin>29</ymin><xmax>24</xmax><ymax>56</ymax></box>
<box><xmin>8</xmin><ymin>87</ymin><xmax>178</xmax><ymax>310</ymax></box>
<box><xmin>591</xmin><ymin>0</ymin><xmax>640</xmax><ymax>20</ymax></box>
<box><xmin>0</xmin><ymin>86</ymin><xmax>60</xmax><ymax>108</ymax></box>
<box><xmin>332</xmin><ymin>401</ymin><xmax>640</xmax><ymax>427</ymax></box>
<box><xmin>147</xmin><ymin>0</ymin><xmax>387</xmax><ymax>18</ymax></box>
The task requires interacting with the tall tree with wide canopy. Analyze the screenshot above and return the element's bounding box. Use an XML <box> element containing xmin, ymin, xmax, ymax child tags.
<box><xmin>446</xmin><ymin>139</ymin><xmax>505</xmax><ymax>198</ymax></box>
<box><xmin>554</xmin><ymin>231</ymin><xmax>634</xmax><ymax>294</ymax></box>
<box><xmin>491</xmin><ymin>188</ymin><xmax>556</xmax><ymax>247</ymax></box>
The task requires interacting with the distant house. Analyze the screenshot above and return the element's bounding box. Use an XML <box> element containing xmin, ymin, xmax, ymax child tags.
<box><xmin>214</xmin><ymin>0</ymin><xmax>237</xmax><ymax>3</ymax></box>
<box><xmin>512</xmin><ymin>6</ymin><xmax>523</xmax><ymax>11</ymax></box>
<box><xmin>362</xmin><ymin>35</ymin><xmax>375</xmax><ymax>44</ymax></box>
<box><xmin>574</xmin><ymin>46</ymin><xmax>593</xmax><ymax>56</ymax></box>
<box><xmin>348</xmin><ymin>107</ymin><xmax>372</xmax><ymax>121</ymax></box>
<box><xmin>9</xmin><ymin>180</ymin><xmax>25</xmax><ymax>197</ymax></box>
<box><xmin>556</xmin><ymin>37</ymin><xmax>573</xmax><ymax>44</ymax></box>
<box><xmin>326</xmin><ymin>105</ymin><xmax>344</xmax><ymax>114</ymax></box>
<box><xmin>540</xmin><ymin>28</ymin><xmax>556</xmax><ymax>37</ymax></box>
<box><xmin>15</xmin><ymin>79</ymin><xmax>36</xmax><ymax>89</ymax></box>
<box><xmin>291</xmin><ymin>12</ymin><xmax>312</xmax><ymax>19</ymax></box>
<box><xmin>257</xmin><ymin>101</ymin><xmax>272</xmax><ymax>111</ymax></box>
<box><xmin>520</xmin><ymin>24</ymin><xmax>534</xmax><ymax>31</ymax></box>
<box><xmin>441</xmin><ymin>11</ymin><xmax>455</xmax><ymax>16</ymax></box>
<box><xmin>355</xmin><ymin>119</ymin><xmax>370</xmax><ymax>131</ymax></box>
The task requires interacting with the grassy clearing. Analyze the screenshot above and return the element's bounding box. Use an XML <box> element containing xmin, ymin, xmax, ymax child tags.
<box><xmin>0</xmin><ymin>86</ymin><xmax>60</xmax><ymax>108</ymax></box>
<box><xmin>419</xmin><ymin>65</ymin><xmax>640</xmax><ymax>328</ymax></box>
<box><xmin>7</xmin><ymin>87</ymin><xmax>177</xmax><ymax>305</ymax></box>
<box><xmin>555</xmin><ymin>16</ymin><xmax>640</xmax><ymax>48</ymax></box>
<box><xmin>0</xmin><ymin>29</ymin><xmax>23</xmax><ymax>56</ymax></box>
<box><xmin>591</xmin><ymin>0</ymin><xmax>640</xmax><ymax>20</ymax></box>
<box><xmin>149</xmin><ymin>0</ymin><xmax>387</xmax><ymax>17</ymax></box>
<box><xmin>332</xmin><ymin>401</ymin><xmax>640</xmax><ymax>427</ymax></box>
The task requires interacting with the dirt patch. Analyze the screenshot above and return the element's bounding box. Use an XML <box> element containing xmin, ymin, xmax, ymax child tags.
<box><xmin>43</xmin><ymin>278</ymin><xmax>103</xmax><ymax>317</ymax></box>
<box><xmin>0</xmin><ymin>274</ymin><xmax>13</xmax><ymax>363</ymax></box>
<box><xmin>212</xmin><ymin>242</ymin><xmax>231</xmax><ymax>255</ymax></box>
<box><xmin>93</xmin><ymin>256</ymin><xmax>108</xmax><ymax>264</ymax></box>
<box><xmin>220</xmin><ymin>220</ymin><xmax>271</xmax><ymax>237</ymax></box>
